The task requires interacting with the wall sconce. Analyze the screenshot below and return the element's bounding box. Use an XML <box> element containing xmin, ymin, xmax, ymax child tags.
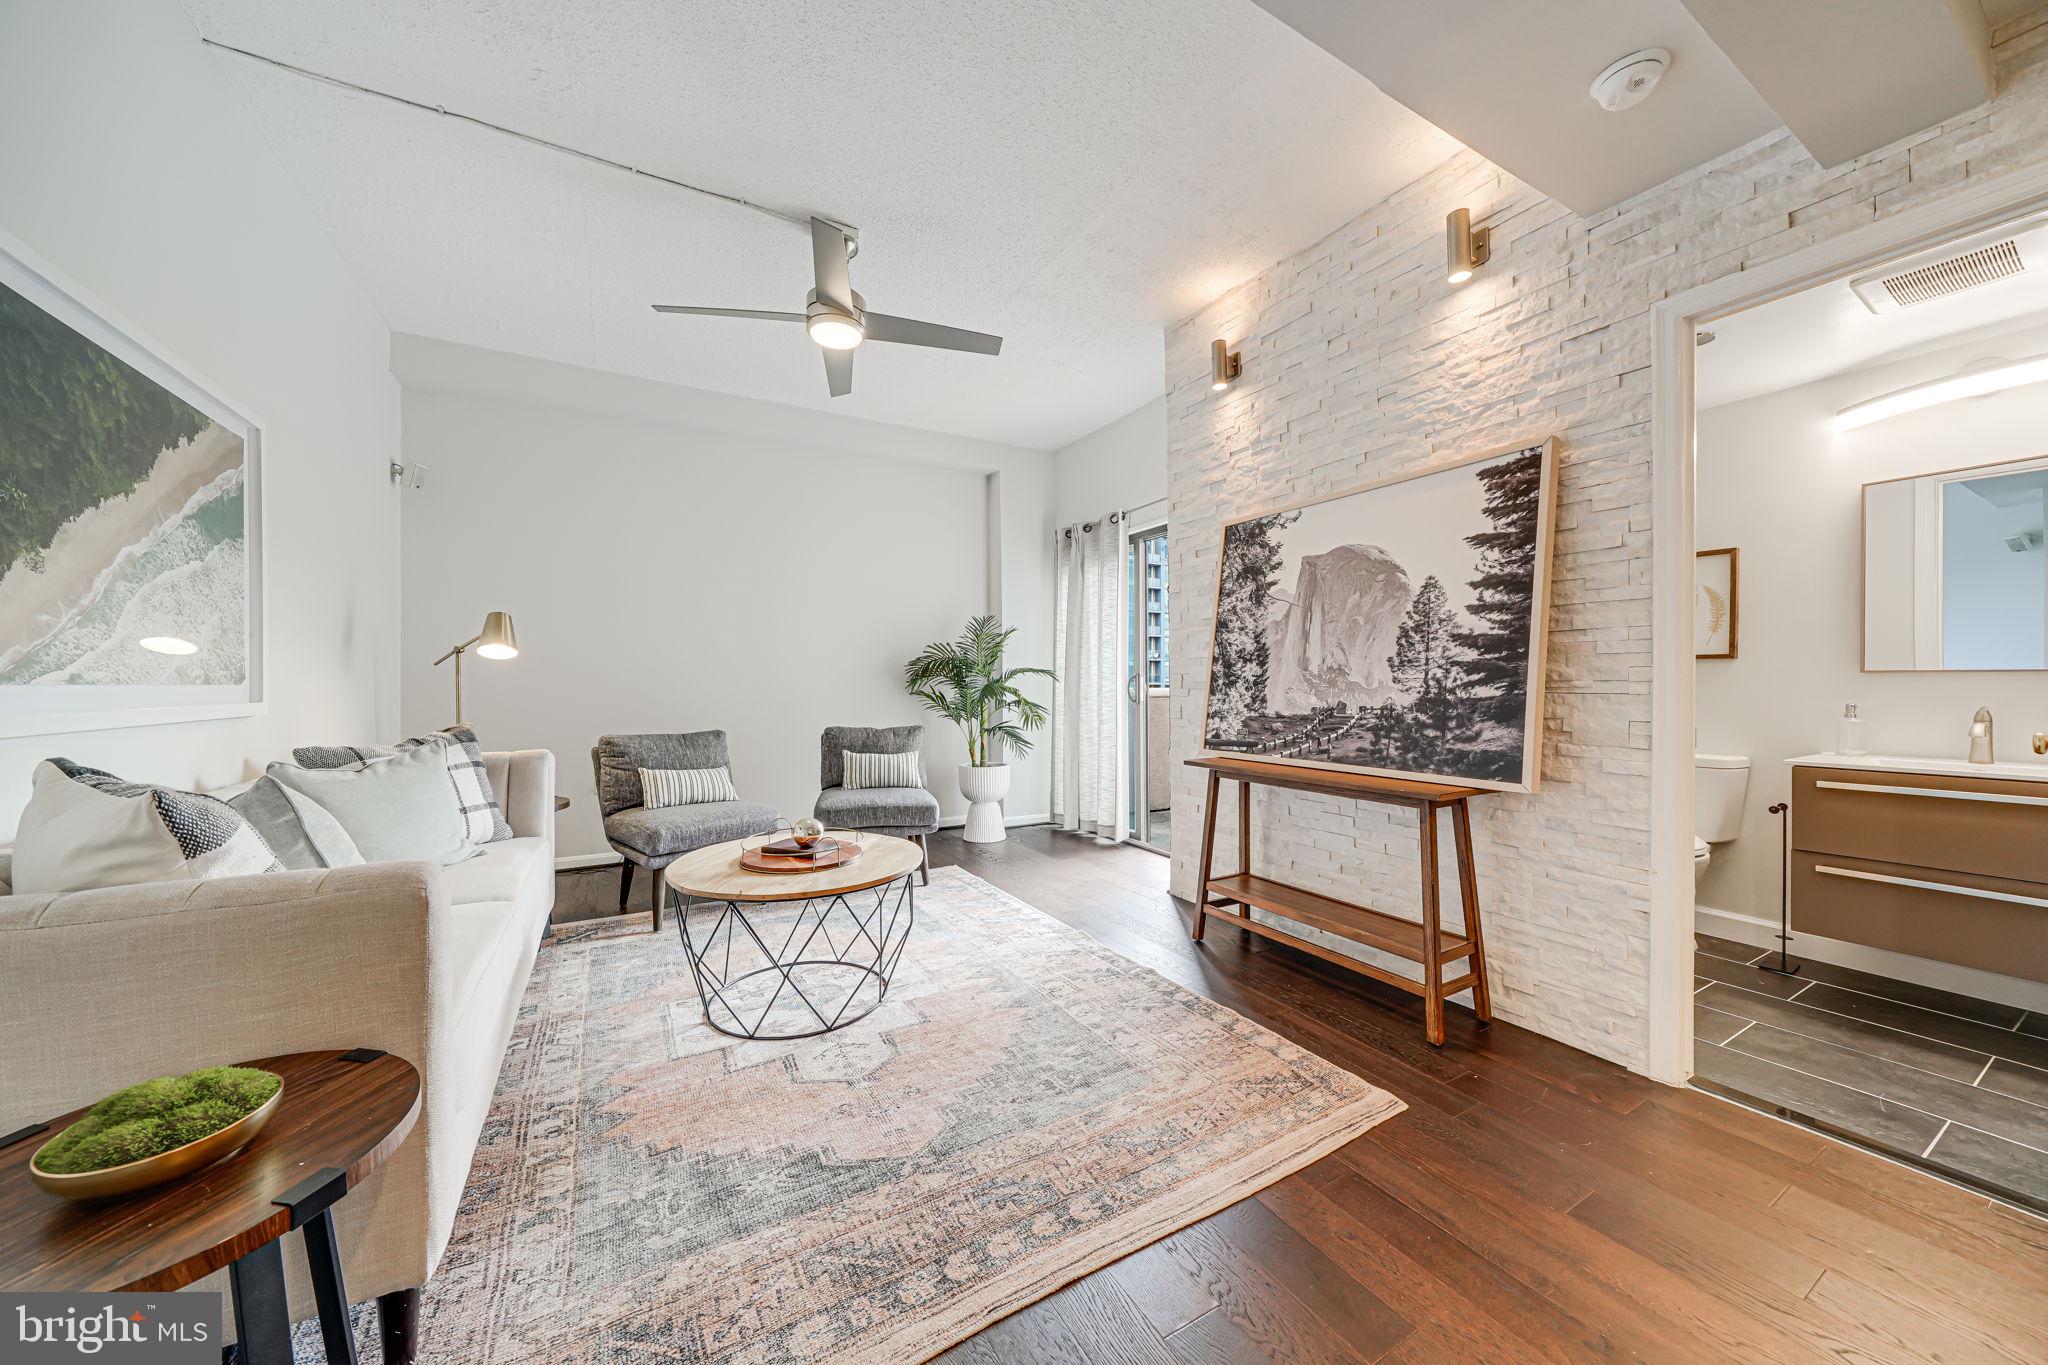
<box><xmin>1211</xmin><ymin>339</ymin><xmax>1242</xmax><ymax>391</ymax></box>
<box><xmin>1445</xmin><ymin>207</ymin><xmax>1490</xmax><ymax>285</ymax></box>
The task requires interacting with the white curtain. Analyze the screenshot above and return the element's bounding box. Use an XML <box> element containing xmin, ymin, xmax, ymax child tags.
<box><xmin>1051</xmin><ymin>513</ymin><xmax>1127</xmax><ymax>840</ymax></box>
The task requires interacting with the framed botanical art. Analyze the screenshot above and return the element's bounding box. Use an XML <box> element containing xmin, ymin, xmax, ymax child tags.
<box><xmin>1695</xmin><ymin>547</ymin><xmax>1738</xmax><ymax>660</ymax></box>
<box><xmin>0</xmin><ymin>243</ymin><xmax>264</xmax><ymax>737</ymax></box>
<box><xmin>1200</xmin><ymin>438</ymin><xmax>1558</xmax><ymax>793</ymax></box>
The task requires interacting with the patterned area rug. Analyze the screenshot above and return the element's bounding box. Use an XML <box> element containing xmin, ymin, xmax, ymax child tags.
<box><xmin>370</xmin><ymin>867</ymin><xmax>1402</xmax><ymax>1361</ymax></box>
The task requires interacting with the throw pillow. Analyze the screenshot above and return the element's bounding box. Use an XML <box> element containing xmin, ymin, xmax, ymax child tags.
<box><xmin>841</xmin><ymin>750</ymin><xmax>923</xmax><ymax>790</ymax></box>
<box><xmin>11</xmin><ymin>759</ymin><xmax>282</xmax><ymax>894</ymax></box>
<box><xmin>638</xmin><ymin>766</ymin><xmax>739</xmax><ymax>808</ymax></box>
<box><xmin>293</xmin><ymin>725</ymin><xmax>513</xmax><ymax>844</ymax></box>
<box><xmin>228</xmin><ymin>776</ymin><xmax>366</xmax><ymax>871</ymax></box>
<box><xmin>267</xmin><ymin>741</ymin><xmax>479</xmax><ymax>866</ymax></box>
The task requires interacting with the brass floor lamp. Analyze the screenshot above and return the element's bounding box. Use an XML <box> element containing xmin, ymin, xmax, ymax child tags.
<box><xmin>434</xmin><ymin>611</ymin><xmax>518</xmax><ymax>725</ymax></box>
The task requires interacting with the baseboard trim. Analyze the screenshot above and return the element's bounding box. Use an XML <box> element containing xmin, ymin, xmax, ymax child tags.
<box><xmin>556</xmin><ymin>817</ymin><xmax>1055</xmax><ymax>871</ymax></box>
<box><xmin>936</xmin><ymin>813</ymin><xmax>1050</xmax><ymax>831</ymax></box>
<box><xmin>556</xmin><ymin>852</ymin><xmax>623</xmax><ymax>871</ymax></box>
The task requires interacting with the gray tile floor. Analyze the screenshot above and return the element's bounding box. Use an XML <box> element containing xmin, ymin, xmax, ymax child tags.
<box><xmin>1692</xmin><ymin>933</ymin><xmax>2048</xmax><ymax>1214</ymax></box>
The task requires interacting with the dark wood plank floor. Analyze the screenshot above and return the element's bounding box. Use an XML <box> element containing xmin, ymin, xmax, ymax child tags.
<box><xmin>554</xmin><ymin>830</ymin><xmax>2048</xmax><ymax>1364</ymax></box>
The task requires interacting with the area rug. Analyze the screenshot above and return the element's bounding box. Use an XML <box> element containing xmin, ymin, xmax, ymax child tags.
<box><xmin>397</xmin><ymin>867</ymin><xmax>1402</xmax><ymax>1362</ymax></box>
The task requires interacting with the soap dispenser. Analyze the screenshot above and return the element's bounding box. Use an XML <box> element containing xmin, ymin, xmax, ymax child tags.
<box><xmin>1835</xmin><ymin>703</ymin><xmax>1867</xmax><ymax>757</ymax></box>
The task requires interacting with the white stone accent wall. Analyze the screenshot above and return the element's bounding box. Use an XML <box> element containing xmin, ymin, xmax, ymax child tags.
<box><xmin>1166</xmin><ymin>17</ymin><xmax>2048</xmax><ymax>1070</ymax></box>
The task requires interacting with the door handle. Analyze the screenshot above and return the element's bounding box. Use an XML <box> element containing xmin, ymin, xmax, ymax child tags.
<box><xmin>1128</xmin><ymin>673</ymin><xmax>1140</xmax><ymax>703</ymax></box>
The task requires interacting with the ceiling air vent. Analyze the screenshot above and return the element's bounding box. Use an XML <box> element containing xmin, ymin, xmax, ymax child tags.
<box><xmin>1851</xmin><ymin>215</ymin><xmax>2048</xmax><ymax>314</ymax></box>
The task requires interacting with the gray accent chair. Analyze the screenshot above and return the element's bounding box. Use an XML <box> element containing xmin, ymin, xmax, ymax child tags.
<box><xmin>592</xmin><ymin>730</ymin><xmax>781</xmax><ymax>929</ymax></box>
<box><xmin>813</xmin><ymin>724</ymin><xmax>940</xmax><ymax>885</ymax></box>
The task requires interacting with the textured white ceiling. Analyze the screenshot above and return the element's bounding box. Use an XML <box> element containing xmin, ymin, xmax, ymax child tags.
<box><xmin>183</xmin><ymin>0</ymin><xmax>1457</xmax><ymax>449</ymax></box>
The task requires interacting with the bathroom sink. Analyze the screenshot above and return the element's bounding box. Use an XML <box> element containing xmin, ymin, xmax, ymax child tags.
<box><xmin>1786</xmin><ymin>753</ymin><xmax>2048</xmax><ymax>783</ymax></box>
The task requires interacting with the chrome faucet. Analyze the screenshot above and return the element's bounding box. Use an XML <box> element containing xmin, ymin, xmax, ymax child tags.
<box><xmin>1968</xmin><ymin>707</ymin><xmax>1994</xmax><ymax>764</ymax></box>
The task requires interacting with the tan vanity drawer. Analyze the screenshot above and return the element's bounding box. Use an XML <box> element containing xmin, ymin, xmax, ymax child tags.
<box><xmin>1791</xmin><ymin>852</ymin><xmax>2048</xmax><ymax>983</ymax></box>
<box><xmin>1791</xmin><ymin>765</ymin><xmax>2048</xmax><ymax>885</ymax></box>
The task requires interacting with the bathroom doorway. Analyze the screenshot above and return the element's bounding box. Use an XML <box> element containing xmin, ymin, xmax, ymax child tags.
<box><xmin>1677</xmin><ymin>196</ymin><xmax>2048</xmax><ymax>1213</ymax></box>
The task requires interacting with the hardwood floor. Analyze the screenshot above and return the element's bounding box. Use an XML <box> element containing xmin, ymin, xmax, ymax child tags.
<box><xmin>553</xmin><ymin>829</ymin><xmax>2048</xmax><ymax>1363</ymax></box>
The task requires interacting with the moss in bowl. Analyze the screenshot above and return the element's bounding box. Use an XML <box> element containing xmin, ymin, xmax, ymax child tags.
<box><xmin>31</xmin><ymin>1067</ymin><xmax>283</xmax><ymax>1197</ymax></box>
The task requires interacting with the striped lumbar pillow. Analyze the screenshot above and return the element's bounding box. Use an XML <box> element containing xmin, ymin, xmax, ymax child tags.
<box><xmin>639</xmin><ymin>766</ymin><xmax>739</xmax><ymax>808</ymax></box>
<box><xmin>842</xmin><ymin>750</ymin><xmax>922</xmax><ymax>790</ymax></box>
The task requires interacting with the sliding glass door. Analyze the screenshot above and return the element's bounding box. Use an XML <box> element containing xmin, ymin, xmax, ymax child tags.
<box><xmin>1126</xmin><ymin>524</ymin><xmax>1170</xmax><ymax>852</ymax></box>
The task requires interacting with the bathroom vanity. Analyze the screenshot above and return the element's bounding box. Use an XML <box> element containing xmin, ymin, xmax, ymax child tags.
<box><xmin>1786</xmin><ymin>754</ymin><xmax>2048</xmax><ymax>982</ymax></box>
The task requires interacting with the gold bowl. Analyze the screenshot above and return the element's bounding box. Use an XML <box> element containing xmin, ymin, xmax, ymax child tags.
<box><xmin>29</xmin><ymin>1085</ymin><xmax>284</xmax><ymax>1201</ymax></box>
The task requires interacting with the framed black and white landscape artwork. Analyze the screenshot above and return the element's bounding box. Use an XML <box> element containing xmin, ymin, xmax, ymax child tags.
<box><xmin>0</xmin><ymin>243</ymin><xmax>264</xmax><ymax>738</ymax></box>
<box><xmin>1201</xmin><ymin>439</ymin><xmax>1558</xmax><ymax>792</ymax></box>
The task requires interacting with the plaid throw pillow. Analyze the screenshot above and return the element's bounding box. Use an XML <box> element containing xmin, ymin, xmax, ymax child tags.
<box><xmin>841</xmin><ymin>750</ymin><xmax>923</xmax><ymax>790</ymax></box>
<box><xmin>293</xmin><ymin>726</ymin><xmax>513</xmax><ymax>844</ymax></box>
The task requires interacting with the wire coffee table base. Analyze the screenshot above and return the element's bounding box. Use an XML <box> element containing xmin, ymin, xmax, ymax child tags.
<box><xmin>674</xmin><ymin>874</ymin><xmax>915</xmax><ymax>1039</ymax></box>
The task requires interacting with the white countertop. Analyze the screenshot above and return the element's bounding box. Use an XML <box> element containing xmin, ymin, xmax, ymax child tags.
<box><xmin>1787</xmin><ymin>752</ymin><xmax>2048</xmax><ymax>783</ymax></box>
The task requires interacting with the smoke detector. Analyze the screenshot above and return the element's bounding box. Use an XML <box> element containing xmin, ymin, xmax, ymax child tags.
<box><xmin>1850</xmin><ymin>215</ymin><xmax>2048</xmax><ymax>314</ymax></box>
<box><xmin>1590</xmin><ymin>49</ymin><xmax>1670</xmax><ymax>112</ymax></box>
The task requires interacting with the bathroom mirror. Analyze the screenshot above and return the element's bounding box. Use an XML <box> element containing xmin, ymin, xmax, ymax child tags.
<box><xmin>1863</xmin><ymin>453</ymin><xmax>2048</xmax><ymax>670</ymax></box>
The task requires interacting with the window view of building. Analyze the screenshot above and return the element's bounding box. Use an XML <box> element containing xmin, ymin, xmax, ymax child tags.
<box><xmin>1143</xmin><ymin>533</ymin><xmax>1168</xmax><ymax>688</ymax></box>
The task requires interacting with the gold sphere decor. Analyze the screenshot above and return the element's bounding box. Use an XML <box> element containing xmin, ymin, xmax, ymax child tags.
<box><xmin>791</xmin><ymin>817</ymin><xmax>826</xmax><ymax>848</ymax></box>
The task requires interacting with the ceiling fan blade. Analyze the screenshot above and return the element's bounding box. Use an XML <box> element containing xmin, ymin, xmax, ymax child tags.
<box><xmin>650</xmin><ymin>305</ymin><xmax>805</xmax><ymax>322</ymax></box>
<box><xmin>810</xmin><ymin>217</ymin><xmax>855</xmax><ymax>314</ymax></box>
<box><xmin>823</xmin><ymin>346</ymin><xmax>854</xmax><ymax>397</ymax></box>
<box><xmin>862</xmin><ymin>311</ymin><xmax>1003</xmax><ymax>355</ymax></box>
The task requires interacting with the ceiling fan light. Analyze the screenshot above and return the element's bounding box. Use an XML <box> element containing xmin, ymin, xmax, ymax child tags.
<box><xmin>807</xmin><ymin>313</ymin><xmax>865</xmax><ymax>350</ymax></box>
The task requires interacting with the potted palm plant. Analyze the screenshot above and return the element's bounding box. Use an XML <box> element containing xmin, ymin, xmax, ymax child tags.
<box><xmin>904</xmin><ymin>615</ymin><xmax>1055</xmax><ymax>843</ymax></box>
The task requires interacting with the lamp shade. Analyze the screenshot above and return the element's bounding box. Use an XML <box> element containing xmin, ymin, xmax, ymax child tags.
<box><xmin>474</xmin><ymin>611</ymin><xmax>519</xmax><ymax>660</ymax></box>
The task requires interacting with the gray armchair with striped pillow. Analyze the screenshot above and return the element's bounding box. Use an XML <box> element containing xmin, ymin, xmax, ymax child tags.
<box><xmin>813</xmin><ymin>724</ymin><xmax>939</xmax><ymax>884</ymax></box>
<box><xmin>591</xmin><ymin>730</ymin><xmax>781</xmax><ymax>929</ymax></box>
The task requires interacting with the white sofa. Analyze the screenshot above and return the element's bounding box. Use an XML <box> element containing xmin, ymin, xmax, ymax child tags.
<box><xmin>0</xmin><ymin>747</ymin><xmax>557</xmax><ymax>1358</ymax></box>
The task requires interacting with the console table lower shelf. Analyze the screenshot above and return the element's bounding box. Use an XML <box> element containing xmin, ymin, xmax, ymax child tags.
<box><xmin>1188</xmin><ymin>755</ymin><xmax>1494</xmax><ymax>1046</ymax></box>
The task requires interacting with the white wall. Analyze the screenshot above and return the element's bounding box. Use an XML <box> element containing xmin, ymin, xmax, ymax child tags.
<box><xmin>392</xmin><ymin>338</ymin><xmax>1056</xmax><ymax>860</ymax></box>
<box><xmin>0</xmin><ymin>0</ymin><xmax>400</xmax><ymax>835</ymax></box>
<box><xmin>1695</xmin><ymin>322</ymin><xmax>2048</xmax><ymax>925</ymax></box>
<box><xmin>1165</xmin><ymin>18</ymin><xmax>2048</xmax><ymax>1070</ymax></box>
<box><xmin>1054</xmin><ymin>397</ymin><xmax>1169</xmax><ymax>525</ymax></box>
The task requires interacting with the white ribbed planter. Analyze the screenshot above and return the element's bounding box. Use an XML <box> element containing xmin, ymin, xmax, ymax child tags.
<box><xmin>958</xmin><ymin>763</ymin><xmax>1011</xmax><ymax>843</ymax></box>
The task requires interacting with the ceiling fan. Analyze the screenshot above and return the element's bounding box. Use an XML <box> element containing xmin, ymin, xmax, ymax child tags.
<box><xmin>652</xmin><ymin>217</ymin><xmax>1002</xmax><ymax>397</ymax></box>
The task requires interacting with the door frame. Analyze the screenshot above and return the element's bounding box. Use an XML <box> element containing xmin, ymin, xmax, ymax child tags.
<box><xmin>1644</xmin><ymin>161</ymin><xmax>2048</xmax><ymax>1084</ymax></box>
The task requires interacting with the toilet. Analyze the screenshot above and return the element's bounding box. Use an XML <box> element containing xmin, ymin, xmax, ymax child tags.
<box><xmin>1694</xmin><ymin>753</ymin><xmax>1751</xmax><ymax>882</ymax></box>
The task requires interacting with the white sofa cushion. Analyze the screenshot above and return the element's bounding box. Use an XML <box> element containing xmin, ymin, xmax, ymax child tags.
<box><xmin>435</xmin><ymin>836</ymin><xmax>551</xmax><ymax>908</ymax></box>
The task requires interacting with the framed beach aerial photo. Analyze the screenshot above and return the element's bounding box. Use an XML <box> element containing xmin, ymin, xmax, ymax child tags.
<box><xmin>0</xmin><ymin>245</ymin><xmax>263</xmax><ymax>737</ymax></box>
<box><xmin>1201</xmin><ymin>439</ymin><xmax>1557</xmax><ymax>793</ymax></box>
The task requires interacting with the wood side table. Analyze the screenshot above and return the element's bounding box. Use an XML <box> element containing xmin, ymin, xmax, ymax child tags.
<box><xmin>0</xmin><ymin>1049</ymin><xmax>420</xmax><ymax>1364</ymax></box>
<box><xmin>1187</xmin><ymin>754</ymin><xmax>1495</xmax><ymax>1046</ymax></box>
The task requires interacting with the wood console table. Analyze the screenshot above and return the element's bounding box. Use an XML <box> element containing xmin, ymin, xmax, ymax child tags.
<box><xmin>1188</xmin><ymin>755</ymin><xmax>1494</xmax><ymax>1045</ymax></box>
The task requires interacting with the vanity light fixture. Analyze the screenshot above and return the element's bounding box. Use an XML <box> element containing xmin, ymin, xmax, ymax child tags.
<box><xmin>1210</xmin><ymin>339</ymin><xmax>1242</xmax><ymax>391</ymax></box>
<box><xmin>1834</xmin><ymin>352</ymin><xmax>2048</xmax><ymax>430</ymax></box>
<box><xmin>1445</xmin><ymin>208</ymin><xmax>1490</xmax><ymax>285</ymax></box>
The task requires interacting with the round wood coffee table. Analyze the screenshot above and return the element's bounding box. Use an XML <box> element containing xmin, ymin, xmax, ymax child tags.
<box><xmin>0</xmin><ymin>1049</ymin><xmax>419</xmax><ymax>1365</ymax></box>
<box><xmin>664</xmin><ymin>831</ymin><xmax>922</xmax><ymax>1040</ymax></box>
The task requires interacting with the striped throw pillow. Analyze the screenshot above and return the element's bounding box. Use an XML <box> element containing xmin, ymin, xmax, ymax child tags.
<box><xmin>842</xmin><ymin>750</ymin><xmax>922</xmax><ymax>790</ymax></box>
<box><xmin>639</xmin><ymin>766</ymin><xmax>739</xmax><ymax>808</ymax></box>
